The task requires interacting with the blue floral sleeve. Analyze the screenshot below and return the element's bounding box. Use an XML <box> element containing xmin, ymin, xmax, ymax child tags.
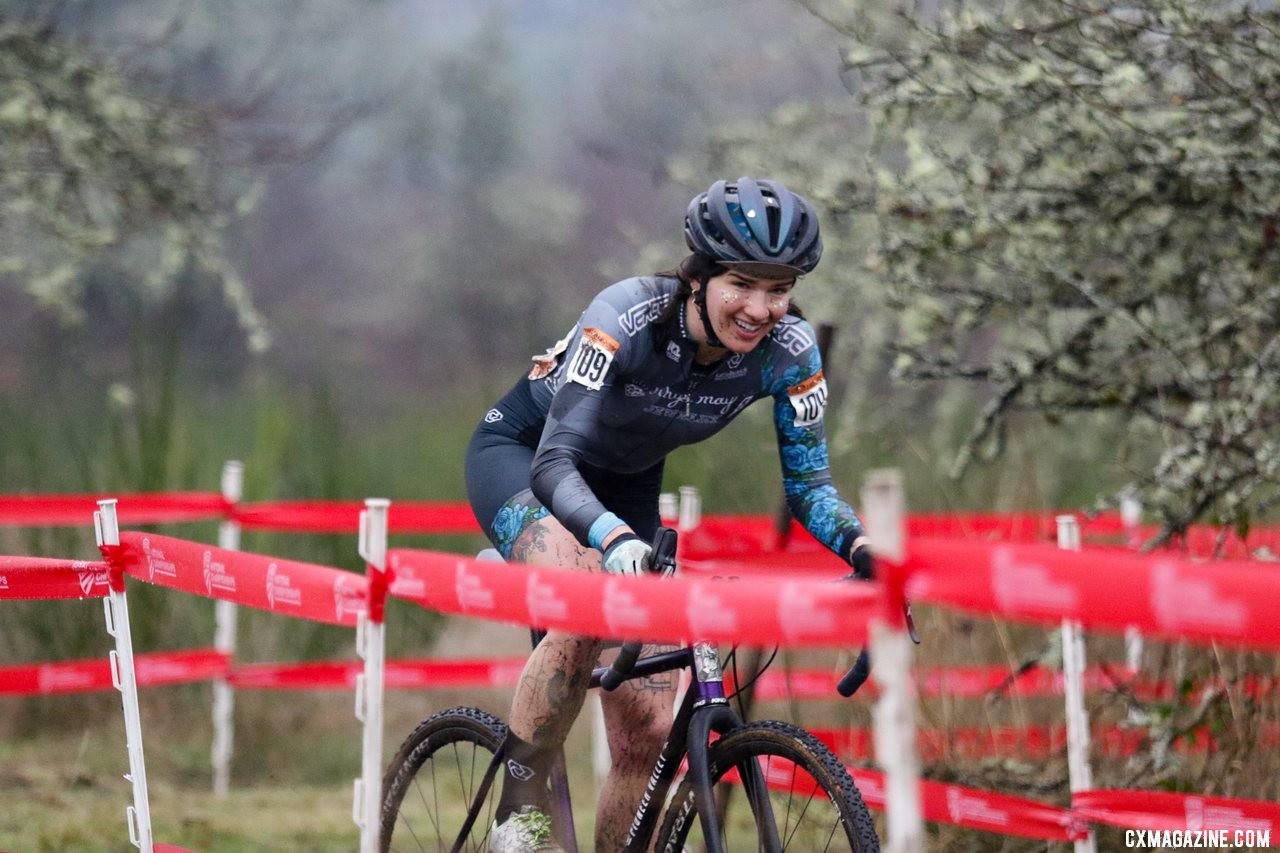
<box><xmin>767</xmin><ymin>346</ymin><xmax>866</xmax><ymax>561</ymax></box>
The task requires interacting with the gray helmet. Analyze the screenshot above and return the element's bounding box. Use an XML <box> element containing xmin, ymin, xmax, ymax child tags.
<box><xmin>684</xmin><ymin>177</ymin><xmax>823</xmax><ymax>278</ymax></box>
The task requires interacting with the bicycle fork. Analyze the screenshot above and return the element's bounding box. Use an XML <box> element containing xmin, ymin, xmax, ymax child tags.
<box><xmin>671</xmin><ymin>643</ymin><xmax>784</xmax><ymax>853</ymax></box>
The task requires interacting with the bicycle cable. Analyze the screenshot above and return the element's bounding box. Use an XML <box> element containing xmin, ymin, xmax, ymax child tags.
<box><xmin>725</xmin><ymin>644</ymin><xmax>780</xmax><ymax>715</ymax></box>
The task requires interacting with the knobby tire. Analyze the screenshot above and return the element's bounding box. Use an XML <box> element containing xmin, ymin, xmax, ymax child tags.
<box><xmin>380</xmin><ymin>706</ymin><xmax>507</xmax><ymax>853</ymax></box>
<box><xmin>655</xmin><ymin>720</ymin><xmax>879</xmax><ymax>852</ymax></box>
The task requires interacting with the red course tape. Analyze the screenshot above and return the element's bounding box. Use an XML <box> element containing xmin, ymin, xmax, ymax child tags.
<box><xmin>109</xmin><ymin>533</ymin><xmax>370</xmax><ymax>627</ymax></box>
<box><xmin>0</xmin><ymin>492</ymin><xmax>228</xmax><ymax>527</ymax></box>
<box><xmin>388</xmin><ymin>547</ymin><xmax>877</xmax><ymax>648</ymax></box>
<box><xmin>905</xmin><ymin>538</ymin><xmax>1280</xmax><ymax>651</ymax></box>
<box><xmin>0</xmin><ymin>557</ymin><xmax>111</xmax><ymax>601</ymax></box>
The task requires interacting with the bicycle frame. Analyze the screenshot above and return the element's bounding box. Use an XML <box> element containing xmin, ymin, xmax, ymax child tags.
<box><xmin>618</xmin><ymin>641</ymin><xmax>781</xmax><ymax>853</ymax></box>
<box><xmin>445</xmin><ymin>641</ymin><xmax>778</xmax><ymax>853</ymax></box>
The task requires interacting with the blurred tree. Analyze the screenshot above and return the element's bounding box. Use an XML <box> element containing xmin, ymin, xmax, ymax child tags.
<box><xmin>0</xmin><ymin>10</ymin><xmax>267</xmax><ymax>349</ymax></box>
<box><xmin>795</xmin><ymin>0</ymin><xmax>1280</xmax><ymax>542</ymax></box>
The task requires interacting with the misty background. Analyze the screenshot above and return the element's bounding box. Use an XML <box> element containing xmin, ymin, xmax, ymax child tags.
<box><xmin>2</xmin><ymin>0</ymin><xmax>933</xmax><ymax>505</ymax></box>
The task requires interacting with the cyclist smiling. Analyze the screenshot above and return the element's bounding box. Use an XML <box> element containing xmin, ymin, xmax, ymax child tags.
<box><xmin>464</xmin><ymin>177</ymin><xmax>873</xmax><ymax>851</ymax></box>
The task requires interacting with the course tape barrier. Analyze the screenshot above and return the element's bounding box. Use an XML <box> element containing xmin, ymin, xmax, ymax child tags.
<box><xmin>102</xmin><ymin>533</ymin><xmax>369</xmax><ymax>627</ymax></box>
<box><xmin>0</xmin><ymin>556</ymin><xmax>111</xmax><ymax>600</ymax></box>
<box><xmin>224</xmin><ymin>657</ymin><xmax>528</xmax><ymax>690</ymax></box>
<box><xmin>0</xmin><ymin>492</ymin><xmax>230</xmax><ymax>527</ymax></box>
<box><xmin>230</xmin><ymin>500</ymin><xmax>479</xmax><ymax>534</ymax></box>
<box><xmin>743</xmin><ymin>665</ymin><xmax>1277</xmax><ymax>703</ymax></box>
<box><xmin>814</xmin><ymin>723</ymin><xmax>1280</xmax><ymax>763</ymax></box>
<box><xmin>846</xmin><ymin>767</ymin><xmax>1088</xmax><ymax>841</ymax></box>
<box><xmin>904</xmin><ymin>538</ymin><xmax>1280</xmax><ymax>651</ymax></box>
<box><xmin>0</xmin><ymin>649</ymin><xmax>230</xmax><ymax>696</ymax></box>
<box><xmin>387</xmin><ymin>547</ymin><xmax>878</xmax><ymax>647</ymax></box>
<box><xmin>1072</xmin><ymin>789</ymin><xmax>1280</xmax><ymax>839</ymax></box>
<box><xmin>682</xmin><ymin>513</ymin><xmax>1280</xmax><ymax>562</ymax></box>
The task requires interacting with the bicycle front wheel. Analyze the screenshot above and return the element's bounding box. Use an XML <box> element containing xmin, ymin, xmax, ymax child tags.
<box><xmin>380</xmin><ymin>706</ymin><xmax>508</xmax><ymax>853</ymax></box>
<box><xmin>656</xmin><ymin>719</ymin><xmax>879</xmax><ymax>852</ymax></box>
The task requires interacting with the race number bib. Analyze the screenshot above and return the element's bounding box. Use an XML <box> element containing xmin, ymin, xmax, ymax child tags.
<box><xmin>787</xmin><ymin>370</ymin><xmax>827</xmax><ymax>427</ymax></box>
<box><xmin>566</xmin><ymin>328</ymin><xmax>620</xmax><ymax>391</ymax></box>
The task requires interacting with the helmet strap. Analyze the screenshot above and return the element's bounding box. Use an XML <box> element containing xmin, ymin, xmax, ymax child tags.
<box><xmin>691</xmin><ymin>279</ymin><xmax>726</xmax><ymax>349</ymax></box>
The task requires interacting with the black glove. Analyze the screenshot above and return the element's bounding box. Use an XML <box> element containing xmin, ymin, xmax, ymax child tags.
<box><xmin>847</xmin><ymin>542</ymin><xmax>874</xmax><ymax>581</ymax></box>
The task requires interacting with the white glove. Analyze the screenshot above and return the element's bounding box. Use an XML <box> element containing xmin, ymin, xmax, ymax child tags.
<box><xmin>601</xmin><ymin>534</ymin><xmax>652</xmax><ymax>576</ymax></box>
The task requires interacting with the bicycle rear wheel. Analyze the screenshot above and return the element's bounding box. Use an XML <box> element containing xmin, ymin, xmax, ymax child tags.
<box><xmin>380</xmin><ymin>706</ymin><xmax>507</xmax><ymax>853</ymax></box>
<box><xmin>656</xmin><ymin>719</ymin><xmax>879</xmax><ymax>852</ymax></box>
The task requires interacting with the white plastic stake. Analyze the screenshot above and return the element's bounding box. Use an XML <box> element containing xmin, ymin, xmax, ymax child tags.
<box><xmin>356</xmin><ymin>498</ymin><xmax>389</xmax><ymax>853</ymax></box>
<box><xmin>677</xmin><ymin>485</ymin><xmax>701</xmax><ymax>532</ymax></box>
<box><xmin>872</xmin><ymin>625</ymin><xmax>922</xmax><ymax>853</ymax></box>
<box><xmin>1056</xmin><ymin>515</ymin><xmax>1097</xmax><ymax>853</ymax></box>
<box><xmin>864</xmin><ymin>469</ymin><xmax>922</xmax><ymax>853</ymax></box>
<box><xmin>860</xmin><ymin>469</ymin><xmax>905</xmax><ymax>564</ymax></box>
<box><xmin>1119</xmin><ymin>495</ymin><xmax>1145</xmax><ymax>674</ymax></box>
<box><xmin>590</xmin><ymin>693</ymin><xmax>610</xmax><ymax>788</ymax></box>
<box><xmin>96</xmin><ymin>499</ymin><xmax>154</xmax><ymax>853</ymax></box>
<box><xmin>658</xmin><ymin>492</ymin><xmax>679</xmax><ymax>525</ymax></box>
<box><xmin>211</xmin><ymin>460</ymin><xmax>243</xmax><ymax>796</ymax></box>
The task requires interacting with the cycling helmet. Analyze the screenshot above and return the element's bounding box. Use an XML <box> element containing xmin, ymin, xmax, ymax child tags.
<box><xmin>684</xmin><ymin>177</ymin><xmax>823</xmax><ymax>279</ymax></box>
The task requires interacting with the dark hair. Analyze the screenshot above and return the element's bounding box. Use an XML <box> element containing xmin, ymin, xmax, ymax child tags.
<box><xmin>653</xmin><ymin>253</ymin><xmax>804</xmax><ymax>326</ymax></box>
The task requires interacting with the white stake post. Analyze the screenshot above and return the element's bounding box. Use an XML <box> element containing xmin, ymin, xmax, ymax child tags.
<box><xmin>1120</xmin><ymin>495</ymin><xmax>1145</xmax><ymax>674</ymax></box>
<box><xmin>96</xmin><ymin>499</ymin><xmax>154</xmax><ymax>853</ymax></box>
<box><xmin>355</xmin><ymin>499</ymin><xmax>390</xmax><ymax>853</ymax></box>
<box><xmin>211</xmin><ymin>460</ymin><xmax>243</xmax><ymax>795</ymax></box>
<box><xmin>862</xmin><ymin>469</ymin><xmax>922</xmax><ymax>853</ymax></box>
<box><xmin>1056</xmin><ymin>515</ymin><xmax>1097</xmax><ymax>853</ymax></box>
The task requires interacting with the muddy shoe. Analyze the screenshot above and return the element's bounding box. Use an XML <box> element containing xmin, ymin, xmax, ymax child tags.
<box><xmin>488</xmin><ymin>806</ymin><xmax>564</xmax><ymax>852</ymax></box>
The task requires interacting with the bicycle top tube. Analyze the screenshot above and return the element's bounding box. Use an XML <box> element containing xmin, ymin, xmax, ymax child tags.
<box><xmin>589</xmin><ymin>646</ymin><xmax>692</xmax><ymax>689</ymax></box>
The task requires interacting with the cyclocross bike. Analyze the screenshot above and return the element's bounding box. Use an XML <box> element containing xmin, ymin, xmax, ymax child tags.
<box><xmin>378</xmin><ymin>527</ymin><xmax>880</xmax><ymax>852</ymax></box>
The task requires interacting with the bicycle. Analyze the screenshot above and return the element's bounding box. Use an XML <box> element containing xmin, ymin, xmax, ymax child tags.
<box><xmin>379</xmin><ymin>527</ymin><xmax>880</xmax><ymax>852</ymax></box>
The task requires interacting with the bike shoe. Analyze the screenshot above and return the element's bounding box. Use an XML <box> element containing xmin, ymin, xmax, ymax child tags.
<box><xmin>488</xmin><ymin>806</ymin><xmax>564</xmax><ymax>852</ymax></box>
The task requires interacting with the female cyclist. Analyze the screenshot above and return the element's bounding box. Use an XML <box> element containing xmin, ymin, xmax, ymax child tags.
<box><xmin>464</xmin><ymin>177</ymin><xmax>873</xmax><ymax>851</ymax></box>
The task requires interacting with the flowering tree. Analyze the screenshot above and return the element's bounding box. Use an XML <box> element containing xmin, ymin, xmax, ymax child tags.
<box><xmin>0</xmin><ymin>14</ymin><xmax>266</xmax><ymax>347</ymax></box>
<box><xmin>807</xmin><ymin>0</ymin><xmax>1280</xmax><ymax>542</ymax></box>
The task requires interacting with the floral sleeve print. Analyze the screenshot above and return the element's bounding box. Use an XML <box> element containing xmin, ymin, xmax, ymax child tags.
<box><xmin>767</xmin><ymin>347</ymin><xmax>866</xmax><ymax>559</ymax></box>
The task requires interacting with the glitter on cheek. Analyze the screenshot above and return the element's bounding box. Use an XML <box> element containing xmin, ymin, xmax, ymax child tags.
<box><xmin>720</xmin><ymin>290</ymin><xmax>738</xmax><ymax>304</ymax></box>
<box><xmin>768</xmin><ymin>295</ymin><xmax>789</xmax><ymax>311</ymax></box>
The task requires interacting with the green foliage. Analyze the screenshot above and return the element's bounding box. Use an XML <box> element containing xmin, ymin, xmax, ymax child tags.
<box><xmin>787</xmin><ymin>0</ymin><xmax>1280</xmax><ymax>540</ymax></box>
<box><xmin>0</xmin><ymin>12</ymin><xmax>267</xmax><ymax>350</ymax></box>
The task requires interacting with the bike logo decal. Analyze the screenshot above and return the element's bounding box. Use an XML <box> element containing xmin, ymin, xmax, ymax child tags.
<box><xmin>506</xmin><ymin>760</ymin><xmax>535</xmax><ymax>782</ymax></box>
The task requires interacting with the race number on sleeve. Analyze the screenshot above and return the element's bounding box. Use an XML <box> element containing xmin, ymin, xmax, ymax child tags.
<box><xmin>787</xmin><ymin>370</ymin><xmax>828</xmax><ymax>427</ymax></box>
<box><xmin>566</xmin><ymin>327</ymin><xmax>620</xmax><ymax>391</ymax></box>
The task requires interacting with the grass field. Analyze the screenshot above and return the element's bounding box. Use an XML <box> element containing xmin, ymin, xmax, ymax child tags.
<box><xmin>3</xmin><ymin>607</ymin><xmax>1277</xmax><ymax>852</ymax></box>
